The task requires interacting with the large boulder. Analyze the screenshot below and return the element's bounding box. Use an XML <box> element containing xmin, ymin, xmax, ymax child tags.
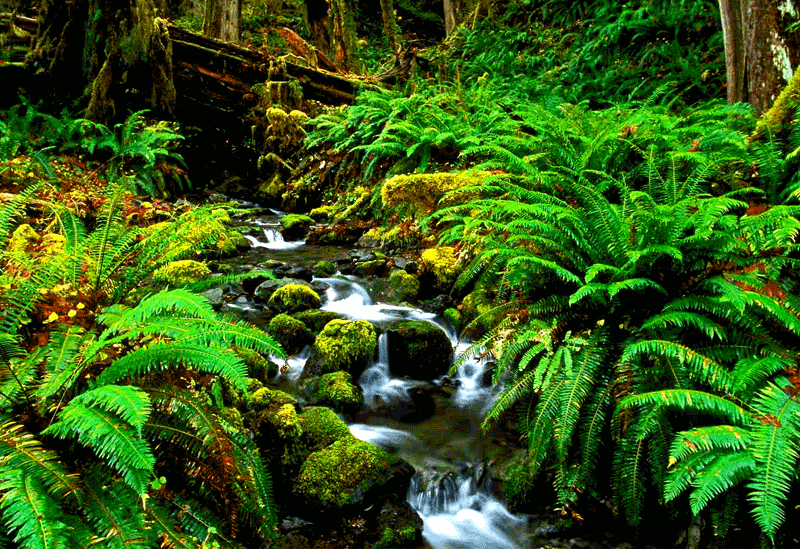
<box><xmin>292</xmin><ymin>435</ymin><xmax>414</xmax><ymax>517</ymax></box>
<box><xmin>386</xmin><ymin>320</ymin><xmax>453</xmax><ymax>380</ymax></box>
<box><xmin>309</xmin><ymin>370</ymin><xmax>364</xmax><ymax>417</ymax></box>
<box><xmin>302</xmin><ymin>319</ymin><xmax>377</xmax><ymax>378</ymax></box>
<box><xmin>268</xmin><ymin>313</ymin><xmax>314</xmax><ymax>355</ymax></box>
<box><xmin>267</xmin><ymin>283</ymin><xmax>322</xmax><ymax>313</ymax></box>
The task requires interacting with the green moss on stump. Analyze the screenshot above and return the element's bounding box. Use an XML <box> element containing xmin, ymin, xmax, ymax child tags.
<box><xmin>312</xmin><ymin>319</ymin><xmax>377</xmax><ymax>375</ymax></box>
<box><xmin>152</xmin><ymin>259</ymin><xmax>210</xmax><ymax>287</ymax></box>
<box><xmin>381</xmin><ymin>171</ymin><xmax>491</xmax><ymax>214</ymax></box>
<box><xmin>280</xmin><ymin>213</ymin><xmax>314</xmax><ymax>235</ymax></box>
<box><xmin>268</xmin><ymin>283</ymin><xmax>322</xmax><ymax>313</ymax></box>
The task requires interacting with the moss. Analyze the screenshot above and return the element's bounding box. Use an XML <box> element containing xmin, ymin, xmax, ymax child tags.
<box><xmin>312</xmin><ymin>260</ymin><xmax>336</xmax><ymax>278</ymax></box>
<box><xmin>297</xmin><ymin>406</ymin><xmax>352</xmax><ymax>451</ymax></box>
<box><xmin>272</xmin><ymin>403</ymin><xmax>303</xmax><ymax>439</ymax></box>
<box><xmin>309</xmin><ymin>205</ymin><xmax>332</xmax><ymax>220</ymax></box>
<box><xmin>443</xmin><ymin>307</ymin><xmax>461</xmax><ymax>332</ymax></box>
<box><xmin>214</xmin><ymin>229</ymin><xmax>249</xmax><ymax>255</ymax></box>
<box><xmin>503</xmin><ymin>453</ymin><xmax>536</xmax><ymax>509</ymax></box>
<box><xmin>292</xmin><ymin>309</ymin><xmax>345</xmax><ymax>333</ymax></box>
<box><xmin>7</xmin><ymin>224</ymin><xmax>39</xmax><ymax>254</ymax></box>
<box><xmin>314</xmin><ymin>370</ymin><xmax>364</xmax><ymax>411</ymax></box>
<box><xmin>462</xmin><ymin>288</ymin><xmax>493</xmax><ymax>322</ymax></box>
<box><xmin>268</xmin><ymin>313</ymin><xmax>313</xmax><ymax>354</ymax></box>
<box><xmin>249</xmin><ymin>387</ymin><xmax>297</xmax><ymax>408</ymax></box>
<box><xmin>354</xmin><ymin>259</ymin><xmax>386</xmax><ymax>277</ymax></box>
<box><xmin>753</xmin><ymin>68</ymin><xmax>800</xmax><ymax>140</ymax></box>
<box><xmin>268</xmin><ymin>283</ymin><xmax>322</xmax><ymax>313</ymax></box>
<box><xmin>234</xmin><ymin>347</ymin><xmax>275</xmax><ymax>382</ymax></box>
<box><xmin>293</xmin><ymin>436</ymin><xmax>395</xmax><ymax>510</ymax></box>
<box><xmin>420</xmin><ymin>246</ymin><xmax>460</xmax><ymax>292</ymax></box>
<box><xmin>266</xmin><ymin>106</ymin><xmax>289</xmax><ymax>131</ymax></box>
<box><xmin>288</xmin><ymin>109</ymin><xmax>309</xmax><ymax>126</ymax></box>
<box><xmin>388</xmin><ymin>269</ymin><xmax>419</xmax><ymax>301</ymax></box>
<box><xmin>280</xmin><ymin>213</ymin><xmax>314</xmax><ymax>233</ymax></box>
<box><xmin>312</xmin><ymin>319</ymin><xmax>377</xmax><ymax>374</ymax></box>
<box><xmin>381</xmin><ymin>171</ymin><xmax>491</xmax><ymax>214</ymax></box>
<box><xmin>335</xmin><ymin>185</ymin><xmax>372</xmax><ymax>221</ymax></box>
<box><xmin>152</xmin><ymin>259</ymin><xmax>210</xmax><ymax>287</ymax></box>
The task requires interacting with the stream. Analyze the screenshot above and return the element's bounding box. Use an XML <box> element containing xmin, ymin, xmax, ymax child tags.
<box><xmin>235</xmin><ymin>209</ymin><xmax>530</xmax><ymax>548</ymax></box>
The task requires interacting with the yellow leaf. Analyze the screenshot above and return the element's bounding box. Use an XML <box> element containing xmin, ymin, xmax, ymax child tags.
<box><xmin>45</xmin><ymin>312</ymin><xmax>59</xmax><ymax>323</ymax></box>
<box><xmin>77</xmin><ymin>303</ymin><xmax>85</xmax><ymax>310</ymax></box>
<box><xmin>67</xmin><ymin>310</ymin><xmax>77</xmax><ymax>318</ymax></box>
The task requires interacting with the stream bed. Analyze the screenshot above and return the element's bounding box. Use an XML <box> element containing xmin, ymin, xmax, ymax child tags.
<box><xmin>236</xmin><ymin>208</ymin><xmax>531</xmax><ymax>548</ymax></box>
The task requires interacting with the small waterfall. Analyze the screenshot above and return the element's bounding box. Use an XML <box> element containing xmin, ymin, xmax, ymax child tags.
<box><xmin>409</xmin><ymin>473</ymin><xmax>527</xmax><ymax>549</ymax></box>
<box><xmin>451</xmin><ymin>342</ymin><xmax>494</xmax><ymax>409</ymax></box>
<box><xmin>274</xmin><ymin>347</ymin><xmax>310</xmax><ymax>383</ymax></box>
<box><xmin>359</xmin><ymin>333</ymin><xmax>419</xmax><ymax>404</ymax></box>
<box><xmin>243</xmin><ymin>224</ymin><xmax>305</xmax><ymax>250</ymax></box>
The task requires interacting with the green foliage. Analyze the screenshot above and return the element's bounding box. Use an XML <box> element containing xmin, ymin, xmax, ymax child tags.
<box><xmin>0</xmin><ymin>100</ymin><xmax>188</xmax><ymax>197</ymax></box>
<box><xmin>433</xmin><ymin>120</ymin><xmax>800</xmax><ymax>538</ymax></box>
<box><xmin>0</xmin><ymin>188</ymin><xmax>285</xmax><ymax>546</ymax></box>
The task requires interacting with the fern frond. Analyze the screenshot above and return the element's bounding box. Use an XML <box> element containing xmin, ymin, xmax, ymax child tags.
<box><xmin>0</xmin><ymin>470</ymin><xmax>77</xmax><ymax>549</ymax></box>
<box><xmin>622</xmin><ymin>340</ymin><xmax>733</xmax><ymax>392</ymax></box>
<box><xmin>0</xmin><ymin>420</ymin><xmax>82</xmax><ymax>502</ymax></box>
<box><xmin>83</xmin><ymin>465</ymin><xmax>154</xmax><ymax>548</ymax></box>
<box><xmin>96</xmin><ymin>344</ymin><xmax>248</xmax><ymax>392</ymax></box>
<box><xmin>746</xmin><ymin>378</ymin><xmax>800</xmax><ymax>541</ymax></box>
<box><xmin>689</xmin><ymin>452</ymin><xmax>755</xmax><ymax>515</ymax></box>
<box><xmin>619</xmin><ymin>390</ymin><xmax>750</xmax><ymax>425</ymax></box>
<box><xmin>42</xmin><ymin>401</ymin><xmax>156</xmax><ymax>496</ymax></box>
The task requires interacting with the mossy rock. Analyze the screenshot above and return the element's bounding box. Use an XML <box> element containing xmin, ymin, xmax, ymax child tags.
<box><xmin>278</xmin><ymin>405</ymin><xmax>353</xmax><ymax>476</ymax></box>
<box><xmin>268</xmin><ymin>283</ymin><xmax>322</xmax><ymax>313</ymax></box>
<box><xmin>353</xmin><ymin>259</ymin><xmax>386</xmax><ymax>277</ymax></box>
<box><xmin>461</xmin><ymin>288</ymin><xmax>493</xmax><ymax>338</ymax></box>
<box><xmin>420</xmin><ymin>246</ymin><xmax>460</xmax><ymax>293</ymax></box>
<box><xmin>256</xmin><ymin>171</ymin><xmax>286</xmax><ymax>203</ymax></box>
<box><xmin>312</xmin><ymin>260</ymin><xmax>336</xmax><ymax>278</ymax></box>
<box><xmin>268</xmin><ymin>313</ymin><xmax>313</xmax><ymax>355</ymax></box>
<box><xmin>443</xmin><ymin>307</ymin><xmax>461</xmax><ymax>333</ymax></box>
<box><xmin>249</xmin><ymin>387</ymin><xmax>298</xmax><ymax>409</ymax></box>
<box><xmin>292</xmin><ymin>309</ymin><xmax>345</xmax><ymax>334</ymax></box>
<box><xmin>152</xmin><ymin>259</ymin><xmax>210</xmax><ymax>287</ymax></box>
<box><xmin>312</xmin><ymin>371</ymin><xmax>364</xmax><ymax>415</ymax></box>
<box><xmin>386</xmin><ymin>320</ymin><xmax>453</xmax><ymax>380</ymax></box>
<box><xmin>309</xmin><ymin>205</ymin><xmax>332</xmax><ymax>221</ymax></box>
<box><xmin>292</xmin><ymin>435</ymin><xmax>413</xmax><ymax>516</ymax></box>
<box><xmin>388</xmin><ymin>269</ymin><xmax>419</xmax><ymax>302</ymax></box>
<box><xmin>381</xmin><ymin>171</ymin><xmax>491</xmax><ymax>214</ymax></box>
<box><xmin>304</xmin><ymin>319</ymin><xmax>377</xmax><ymax>378</ymax></box>
<box><xmin>7</xmin><ymin>224</ymin><xmax>39</xmax><ymax>254</ymax></box>
<box><xmin>280</xmin><ymin>213</ymin><xmax>315</xmax><ymax>240</ymax></box>
<box><xmin>234</xmin><ymin>347</ymin><xmax>277</xmax><ymax>382</ymax></box>
<box><xmin>270</xmin><ymin>403</ymin><xmax>303</xmax><ymax>439</ymax></box>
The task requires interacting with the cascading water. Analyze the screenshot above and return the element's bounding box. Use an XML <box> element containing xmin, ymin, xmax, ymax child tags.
<box><xmin>316</xmin><ymin>277</ymin><xmax>529</xmax><ymax>548</ymax></box>
<box><xmin>237</xmin><ymin>212</ymin><xmax>528</xmax><ymax>548</ymax></box>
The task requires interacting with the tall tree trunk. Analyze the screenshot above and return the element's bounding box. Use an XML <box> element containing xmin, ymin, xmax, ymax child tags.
<box><xmin>718</xmin><ymin>0</ymin><xmax>800</xmax><ymax>116</ymax></box>
<box><xmin>31</xmin><ymin>0</ymin><xmax>176</xmax><ymax>125</ymax></box>
<box><xmin>204</xmin><ymin>0</ymin><xmax>241</xmax><ymax>43</ymax></box>
<box><xmin>379</xmin><ymin>0</ymin><xmax>398</xmax><ymax>54</ymax></box>
<box><xmin>330</xmin><ymin>0</ymin><xmax>360</xmax><ymax>73</ymax></box>
<box><xmin>304</xmin><ymin>0</ymin><xmax>331</xmax><ymax>56</ymax></box>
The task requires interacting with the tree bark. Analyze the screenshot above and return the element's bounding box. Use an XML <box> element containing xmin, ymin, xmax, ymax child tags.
<box><xmin>304</xmin><ymin>0</ymin><xmax>331</xmax><ymax>55</ymax></box>
<box><xmin>379</xmin><ymin>0</ymin><xmax>398</xmax><ymax>53</ymax></box>
<box><xmin>718</xmin><ymin>0</ymin><xmax>800</xmax><ymax>116</ymax></box>
<box><xmin>204</xmin><ymin>0</ymin><xmax>241</xmax><ymax>43</ymax></box>
<box><xmin>330</xmin><ymin>0</ymin><xmax>361</xmax><ymax>73</ymax></box>
<box><xmin>31</xmin><ymin>0</ymin><xmax>176</xmax><ymax>125</ymax></box>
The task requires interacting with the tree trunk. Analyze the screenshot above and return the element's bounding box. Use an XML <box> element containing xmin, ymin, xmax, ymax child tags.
<box><xmin>204</xmin><ymin>0</ymin><xmax>241</xmax><ymax>43</ymax></box>
<box><xmin>718</xmin><ymin>0</ymin><xmax>800</xmax><ymax>116</ymax></box>
<box><xmin>304</xmin><ymin>0</ymin><xmax>331</xmax><ymax>55</ymax></box>
<box><xmin>379</xmin><ymin>0</ymin><xmax>398</xmax><ymax>54</ymax></box>
<box><xmin>330</xmin><ymin>0</ymin><xmax>361</xmax><ymax>73</ymax></box>
<box><xmin>31</xmin><ymin>0</ymin><xmax>176</xmax><ymax>125</ymax></box>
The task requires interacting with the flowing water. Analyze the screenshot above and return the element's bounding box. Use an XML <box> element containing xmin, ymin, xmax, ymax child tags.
<box><xmin>240</xmin><ymin>210</ymin><xmax>529</xmax><ymax>548</ymax></box>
